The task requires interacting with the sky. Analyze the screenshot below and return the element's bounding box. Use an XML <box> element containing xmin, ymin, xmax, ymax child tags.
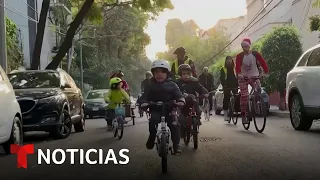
<box><xmin>144</xmin><ymin>0</ymin><xmax>247</xmax><ymax>60</ymax></box>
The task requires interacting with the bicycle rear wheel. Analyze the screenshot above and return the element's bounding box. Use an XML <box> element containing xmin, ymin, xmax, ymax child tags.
<box><xmin>117</xmin><ymin>116</ymin><xmax>124</xmax><ymax>139</ymax></box>
<box><xmin>160</xmin><ymin>134</ymin><xmax>167</xmax><ymax>173</ymax></box>
<box><xmin>192</xmin><ymin>117</ymin><xmax>198</xmax><ymax>149</ymax></box>
<box><xmin>113</xmin><ymin>120</ymin><xmax>118</xmax><ymax>137</ymax></box>
<box><xmin>253</xmin><ymin>95</ymin><xmax>267</xmax><ymax>133</ymax></box>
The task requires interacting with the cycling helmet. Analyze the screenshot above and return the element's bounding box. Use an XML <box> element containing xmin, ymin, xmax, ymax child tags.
<box><xmin>145</xmin><ymin>71</ymin><xmax>152</xmax><ymax>76</ymax></box>
<box><xmin>173</xmin><ymin>47</ymin><xmax>186</xmax><ymax>54</ymax></box>
<box><xmin>151</xmin><ymin>59</ymin><xmax>171</xmax><ymax>72</ymax></box>
<box><xmin>109</xmin><ymin>77</ymin><xmax>122</xmax><ymax>89</ymax></box>
<box><xmin>178</xmin><ymin>64</ymin><xmax>192</xmax><ymax>75</ymax></box>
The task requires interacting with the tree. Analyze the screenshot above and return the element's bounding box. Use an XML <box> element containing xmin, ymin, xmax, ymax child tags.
<box><xmin>6</xmin><ymin>17</ymin><xmax>23</xmax><ymax>72</ymax></box>
<box><xmin>46</xmin><ymin>0</ymin><xmax>174</xmax><ymax>70</ymax></box>
<box><xmin>30</xmin><ymin>0</ymin><xmax>50</xmax><ymax>70</ymax></box>
<box><xmin>260</xmin><ymin>26</ymin><xmax>303</xmax><ymax>111</ymax></box>
<box><xmin>308</xmin><ymin>0</ymin><xmax>320</xmax><ymax>39</ymax></box>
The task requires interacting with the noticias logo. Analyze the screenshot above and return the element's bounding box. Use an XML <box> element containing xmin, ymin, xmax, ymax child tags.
<box><xmin>10</xmin><ymin>144</ymin><xmax>130</xmax><ymax>168</ymax></box>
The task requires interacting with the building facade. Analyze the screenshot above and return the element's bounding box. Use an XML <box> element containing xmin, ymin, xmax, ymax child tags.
<box><xmin>245</xmin><ymin>0</ymin><xmax>319</xmax><ymax>51</ymax></box>
<box><xmin>214</xmin><ymin>16</ymin><xmax>246</xmax><ymax>51</ymax></box>
<box><xmin>5</xmin><ymin>0</ymin><xmax>72</xmax><ymax>70</ymax></box>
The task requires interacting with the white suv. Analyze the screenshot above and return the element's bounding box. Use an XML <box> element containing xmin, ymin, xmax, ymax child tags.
<box><xmin>286</xmin><ymin>44</ymin><xmax>320</xmax><ymax>131</ymax></box>
<box><xmin>0</xmin><ymin>65</ymin><xmax>23</xmax><ymax>154</ymax></box>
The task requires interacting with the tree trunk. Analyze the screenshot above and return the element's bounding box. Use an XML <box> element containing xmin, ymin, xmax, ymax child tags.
<box><xmin>46</xmin><ymin>0</ymin><xmax>94</xmax><ymax>70</ymax></box>
<box><xmin>30</xmin><ymin>0</ymin><xmax>50</xmax><ymax>70</ymax></box>
<box><xmin>279</xmin><ymin>89</ymin><xmax>287</xmax><ymax>111</ymax></box>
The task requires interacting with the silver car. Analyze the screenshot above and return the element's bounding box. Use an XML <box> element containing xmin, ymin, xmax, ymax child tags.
<box><xmin>213</xmin><ymin>84</ymin><xmax>270</xmax><ymax>115</ymax></box>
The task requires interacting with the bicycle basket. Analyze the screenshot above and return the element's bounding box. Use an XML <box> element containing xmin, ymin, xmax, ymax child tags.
<box><xmin>115</xmin><ymin>106</ymin><xmax>125</xmax><ymax>116</ymax></box>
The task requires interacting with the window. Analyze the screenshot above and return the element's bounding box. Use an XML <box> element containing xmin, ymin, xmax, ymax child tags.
<box><xmin>297</xmin><ymin>50</ymin><xmax>312</xmax><ymax>67</ymax></box>
<box><xmin>306</xmin><ymin>47</ymin><xmax>320</xmax><ymax>66</ymax></box>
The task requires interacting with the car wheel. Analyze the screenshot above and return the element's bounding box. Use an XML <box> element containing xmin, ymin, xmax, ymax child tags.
<box><xmin>2</xmin><ymin>116</ymin><xmax>23</xmax><ymax>154</ymax></box>
<box><xmin>289</xmin><ymin>94</ymin><xmax>313</xmax><ymax>131</ymax></box>
<box><xmin>74</xmin><ymin>108</ymin><xmax>85</xmax><ymax>132</ymax></box>
<box><xmin>50</xmin><ymin>110</ymin><xmax>72</xmax><ymax>139</ymax></box>
<box><xmin>214</xmin><ymin>100</ymin><xmax>221</xmax><ymax>115</ymax></box>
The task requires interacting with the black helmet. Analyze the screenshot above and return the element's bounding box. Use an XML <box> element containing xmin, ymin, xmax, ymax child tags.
<box><xmin>178</xmin><ymin>64</ymin><xmax>191</xmax><ymax>75</ymax></box>
<box><xmin>173</xmin><ymin>47</ymin><xmax>186</xmax><ymax>54</ymax></box>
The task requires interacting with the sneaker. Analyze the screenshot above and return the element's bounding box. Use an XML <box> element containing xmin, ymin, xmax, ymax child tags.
<box><xmin>146</xmin><ymin>135</ymin><xmax>156</xmax><ymax>149</ymax></box>
<box><xmin>107</xmin><ymin>125</ymin><xmax>113</xmax><ymax>131</ymax></box>
<box><xmin>223</xmin><ymin>110</ymin><xmax>229</xmax><ymax>121</ymax></box>
<box><xmin>242</xmin><ymin>115</ymin><xmax>249</xmax><ymax>124</ymax></box>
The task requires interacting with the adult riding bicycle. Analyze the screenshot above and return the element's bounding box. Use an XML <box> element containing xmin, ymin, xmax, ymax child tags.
<box><xmin>202</xmin><ymin>90</ymin><xmax>215</xmax><ymax>121</ymax></box>
<box><xmin>241</xmin><ymin>76</ymin><xmax>267</xmax><ymax>133</ymax></box>
<box><xmin>146</xmin><ymin>101</ymin><xmax>180</xmax><ymax>173</ymax></box>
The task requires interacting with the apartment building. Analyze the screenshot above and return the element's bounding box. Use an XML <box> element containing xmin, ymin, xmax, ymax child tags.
<box><xmin>245</xmin><ymin>0</ymin><xmax>319</xmax><ymax>51</ymax></box>
<box><xmin>5</xmin><ymin>0</ymin><xmax>72</xmax><ymax>69</ymax></box>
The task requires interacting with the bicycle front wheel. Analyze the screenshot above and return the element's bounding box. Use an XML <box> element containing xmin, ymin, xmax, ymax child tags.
<box><xmin>160</xmin><ymin>134</ymin><xmax>167</xmax><ymax>173</ymax></box>
<box><xmin>253</xmin><ymin>95</ymin><xmax>267</xmax><ymax>133</ymax></box>
<box><xmin>117</xmin><ymin>116</ymin><xmax>124</xmax><ymax>139</ymax></box>
<box><xmin>192</xmin><ymin>117</ymin><xmax>198</xmax><ymax>149</ymax></box>
<box><xmin>242</xmin><ymin>101</ymin><xmax>252</xmax><ymax>130</ymax></box>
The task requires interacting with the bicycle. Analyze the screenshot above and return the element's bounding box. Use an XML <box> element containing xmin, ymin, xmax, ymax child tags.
<box><xmin>241</xmin><ymin>76</ymin><xmax>267</xmax><ymax>133</ymax></box>
<box><xmin>202</xmin><ymin>91</ymin><xmax>214</xmax><ymax>121</ymax></box>
<box><xmin>146</xmin><ymin>101</ymin><xmax>180</xmax><ymax>173</ymax></box>
<box><xmin>225</xmin><ymin>87</ymin><xmax>239</xmax><ymax>125</ymax></box>
<box><xmin>181</xmin><ymin>99</ymin><xmax>199</xmax><ymax>149</ymax></box>
<box><xmin>112</xmin><ymin>104</ymin><xmax>126</xmax><ymax>139</ymax></box>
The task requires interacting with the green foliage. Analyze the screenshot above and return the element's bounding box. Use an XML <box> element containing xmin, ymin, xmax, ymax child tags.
<box><xmin>260</xmin><ymin>26</ymin><xmax>302</xmax><ymax>93</ymax></box>
<box><xmin>158</xmin><ymin>19</ymin><xmax>230</xmax><ymax>71</ymax></box>
<box><xmin>313</xmin><ymin>0</ymin><xmax>320</xmax><ymax>8</ymax></box>
<box><xmin>6</xmin><ymin>17</ymin><xmax>23</xmax><ymax>72</ymax></box>
<box><xmin>309</xmin><ymin>15</ymin><xmax>320</xmax><ymax>31</ymax></box>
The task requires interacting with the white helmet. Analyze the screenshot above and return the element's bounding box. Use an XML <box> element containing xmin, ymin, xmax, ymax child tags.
<box><xmin>151</xmin><ymin>59</ymin><xmax>171</xmax><ymax>72</ymax></box>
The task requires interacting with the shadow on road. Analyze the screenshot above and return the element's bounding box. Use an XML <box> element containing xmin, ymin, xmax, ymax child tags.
<box><xmin>236</xmin><ymin>130</ymin><xmax>267</xmax><ymax>137</ymax></box>
<box><xmin>224</xmin><ymin>123</ymin><xmax>238</xmax><ymax>128</ymax></box>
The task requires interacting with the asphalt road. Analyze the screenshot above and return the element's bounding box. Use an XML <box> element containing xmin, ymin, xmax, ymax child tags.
<box><xmin>1</xmin><ymin>110</ymin><xmax>320</xmax><ymax>180</ymax></box>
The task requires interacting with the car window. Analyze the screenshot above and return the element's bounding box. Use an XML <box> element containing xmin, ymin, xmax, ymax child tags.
<box><xmin>306</xmin><ymin>47</ymin><xmax>320</xmax><ymax>66</ymax></box>
<box><xmin>8</xmin><ymin>71</ymin><xmax>60</xmax><ymax>89</ymax></box>
<box><xmin>297</xmin><ymin>50</ymin><xmax>312</xmax><ymax>67</ymax></box>
<box><xmin>86</xmin><ymin>91</ymin><xmax>106</xmax><ymax>99</ymax></box>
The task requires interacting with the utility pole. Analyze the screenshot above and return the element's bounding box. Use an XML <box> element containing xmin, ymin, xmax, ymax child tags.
<box><xmin>0</xmin><ymin>0</ymin><xmax>7</xmax><ymax>72</ymax></box>
<box><xmin>79</xmin><ymin>32</ymin><xmax>83</xmax><ymax>92</ymax></box>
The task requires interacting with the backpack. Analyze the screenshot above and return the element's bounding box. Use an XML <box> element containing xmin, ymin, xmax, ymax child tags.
<box><xmin>239</xmin><ymin>51</ymin><xmax>262</xmax><ymax>73</ymax></box>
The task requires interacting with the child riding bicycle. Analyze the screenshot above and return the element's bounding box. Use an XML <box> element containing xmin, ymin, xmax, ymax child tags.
<box><xmin>175</xmin><ymin>64</ymin><xmax>208</xmax><ymax>126</ymax></box>
<box><xmin>220</xmin><ymin>56</ymin><xmax>239</xmax><ymax>121</ymax></box>
<box><xmin>140</xmin><ymin>59</ymin><xmax>185</xmax><ymax>154</ymax></box>
<box><xmin>104</xmin><ymin>77</ymin><xmax>131</xmax><ymax>131</ymax></box>
<box><xmin>235</xmin><ymin>38</ymin><xmax>269</xmax><ymax>124</ymax></box>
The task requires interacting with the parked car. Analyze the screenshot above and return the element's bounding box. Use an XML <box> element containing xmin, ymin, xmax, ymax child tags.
<box><xmin>0</xmin><ymin>65</ymin><xmax>23</xmax><ymax>154</ymax></box>
<box><xmin>84</xmin><ymin>89</ymin><xmax>109</xmax><ymax>119</ymax></box>
<box><xmin>7</xmin><ymin>68</ymin><xmax>85</xmax><ymax>139</ymax></box>
<box><xmin>286</xmin><ymin>44</ymin><xmax>320</xmax><ymax>131</ymax></box>
<box><xmin>214</xmin><ymin>84</ymin><xmax>270</xmax><ymax>115</ymax></box>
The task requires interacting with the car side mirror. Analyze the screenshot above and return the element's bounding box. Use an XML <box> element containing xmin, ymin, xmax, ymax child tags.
<box><xmin>61</xmin><ymin>83</ymin><xmax>71</xmax><ymax>89</ymax></box>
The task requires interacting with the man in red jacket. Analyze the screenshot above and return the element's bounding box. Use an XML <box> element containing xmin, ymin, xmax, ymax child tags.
<box><xmin>116</xmin><ymin>70</ymin><xmax>129</xmax><ymax>92</ymax></box>
<box><xmin>235</xmin><ymin>38</ymin><xmax>269</xmax><ymax>124</ymax></box>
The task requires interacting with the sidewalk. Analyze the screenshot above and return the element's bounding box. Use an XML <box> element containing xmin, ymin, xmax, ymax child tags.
<box><xmin>269</xmin><ymin>105</ymin><xmax>290</xmax><ymax>118</ymax></box>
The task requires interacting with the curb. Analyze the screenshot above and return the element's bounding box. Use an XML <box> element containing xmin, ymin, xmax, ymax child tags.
<box><xmin>269</xmin><ymin>111</ymin><xmax>290</xmax><ymax>118</ymax></box>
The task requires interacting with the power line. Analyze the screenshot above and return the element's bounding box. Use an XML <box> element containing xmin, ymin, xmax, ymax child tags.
<box><xmin>202</xmin><ymin>0</ymin><xmax>276</xmax><ymax>66</ymax></box>
<box><xmin>20</xmin><ymin>0</ymin><xmax>38</xmax><ymax>14</ymax></box>
<box><xmin>1</xmin><ymin>3</ymin><xmax>38</xmax><ymax>23</ymax></box>
<box><xmin>300</xmin><ymin>0</ymin><xmax>312</xmax><ymax>30</ymax></box>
